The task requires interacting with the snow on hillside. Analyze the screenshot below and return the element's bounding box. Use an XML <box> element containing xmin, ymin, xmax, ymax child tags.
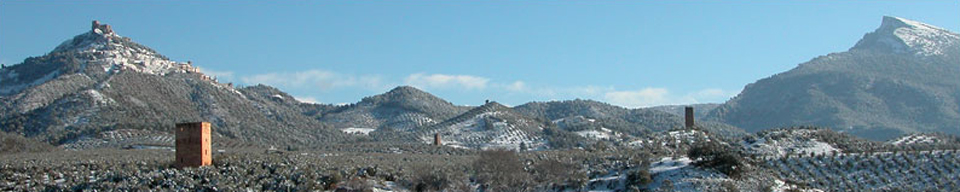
<box><xmin>770</xmin><ymin>180</ymin><xmax>825</xmax><ymax>192</ymax></box>
<box><xmin>551</xmin><ymin>115</ymin><xmax>596</xmax><ymax>125</ymax></box>
<box><xmin>888</xmin><ymin>134</ymin><xmax>942</xmax><ymax>145</ymax></box>
<box><xmin>423</xmin><ymin>111</ymin><xmax>546</xmax><ymax>150</ymax></box>
<box><xmin>745</xmin><ymin>129</ymin><xmax>840</xmax><ymax>157</ymax></box>
<box><xmin>575</xmin><ymin>128</ymin><xmax>619</xmax><ymax>140</ymax></box>
<box><xmin>645</xmin><ymin>157</ymin><xmax>729</xmax><ymax>192</ymax></box>
<box><xmin>650</xmin><ymin>157</ymin><xmax>693</xmax><ymax>174</ymax></box>
<box><xmin>341</xmin><ymin>128</ymin><xmax>376</xmax><ymax>135</ymax></box>
<box><xmin>1</xmin><ymin>21</ymin><xmax>230</xmax><ymax>98</ymax></box>
<box><xmin>384</xmin><ymin>113</ymin><xmax>438</xmax><ymax>132</ymax></box>
<box><xmin>0</xmin><ymin>70</ymin><xmax>59</xmax><ymax>95</ymax></box>
<box><xmin>628</xmin><ymin>129</ymin><xmax>710</xmax><ymax>149</ymax></box>
<box><xmin>883</xmin><ymin>16</ymin><xmax>959</xmax><ymax>56</ymax></box>
<box><xmin>83</xmin><ymin>89</ymin><xmax>116</xmax><ymax>105</ymax></box>
<box><xmin>766</xmin><ymin>150</ymin><xmax>960</xmax><ymax>191</ymax></box>
<box><xmin>666</xmin><ymin>130</ymin><xmax>710</xmax><ymax>143</ymax></box>
<box><xmin>61</xmin><ymin>129</ymin><xmax>173</xmax><ymax>150</ymax></box>
<box><xmin>744</xmin><ymin>137</ymin><xmax>838</xmax><ymax>157</ymax></box>
<box><xmin>56</xmin><ymin>31</ymin><xmax>188</xmax><ymax>76</ymax></box>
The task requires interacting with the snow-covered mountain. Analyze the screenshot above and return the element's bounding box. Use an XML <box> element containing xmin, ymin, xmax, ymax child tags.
<box><xmin>709</xmin><ymin>16</ymin><xmax>960</xmax><ymax>140</ymax></box>
<box><xmin>852</xmin><ymin>16</ymin><xmax>959</xmax><ymax>56</ymax></box>
<box><xmin>0</xmin><ymin>22</ymin><xmax>187</xmax><ymax>96</ymax></box>
<box><xmin>0</xmin><ymin>21</ymin><xmax>350</xmax><ymax>148</ymax></box>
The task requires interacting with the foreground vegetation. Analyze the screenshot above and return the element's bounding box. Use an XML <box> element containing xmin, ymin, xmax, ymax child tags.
<box><xmin>4</xmin><ymin>127</ymin><xmax>960</xmax><ymax>191</ymax></box>
<box><xmin>0</xmin><ymin>147</ymin><xmax>652</xmax><ymax>192</ymax></box>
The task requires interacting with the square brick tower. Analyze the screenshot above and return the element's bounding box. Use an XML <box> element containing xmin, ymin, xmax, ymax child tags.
<box><xmin>175</xmin><ymin>122</ymin><xmax>212</xmax><ymax>168</ymax></box>
<box><xmin>684</xmin><ymin>106</ymin><xmax>695</xmax><ymax>128</ymax></box>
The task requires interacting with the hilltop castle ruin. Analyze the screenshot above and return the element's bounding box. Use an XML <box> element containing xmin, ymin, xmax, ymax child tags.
<box><xmin>91</xmin><ymin>20</ymin><xmax>113</xmax><ymax>34</ymax></box>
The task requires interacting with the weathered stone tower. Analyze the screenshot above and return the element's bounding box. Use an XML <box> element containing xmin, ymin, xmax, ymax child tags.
<box><xmin>685</xmin><ymin>106</ymin><xmax>695</xmax><ymax>128</ymax></box>
<box><xmin>434</xmin><ymin>133</ymin><xmax>442</xmax><ymax>146</ymax></box>
<box><xmin>91</xmin><ymin>20</ymin><xmax>113</xmax><ymax>34</ymax></box>
<box><xmin>175</xmin><ymin>122</ymin><xmax>212</xmax><ymax>168</ymax></box>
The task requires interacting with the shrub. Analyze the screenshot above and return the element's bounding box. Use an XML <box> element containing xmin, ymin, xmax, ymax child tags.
<box><xmin>325</xmin><ymin>172</ymin><xmax>343</xmax><ymax>190</ymax></box>
<box><xmin>473</xmin><ymin>149</ymin><xmax>532</xmax><ymax>192</ymax></box>
<box><xmin>626</xmin><ymin>168</ymin><xmax>653</xmax><ymax>188</ymax></box>
<box><xmin>533</xmin><ymin>159</ymin><xmax>586</xmax><ymax>190</ymax></box>
<box><xmin>407</xmin><ymin>163</ymin><xmax>461</xmax><ymax>192</ymax></box>
<box><xmin>688</xmin><ymin>142</ymin><xmax>746</xmax><ymax>178</ymax></box>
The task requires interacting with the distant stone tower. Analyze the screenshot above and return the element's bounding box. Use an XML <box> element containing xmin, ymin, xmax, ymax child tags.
<box><xmin>685</xmin><ymin>106</ymin><xmax>695</xmax><ymax>128</ymax></box>
<box><xmin>434</xmin><ymin>133</ymin><xmax>442</xmax><ymax>146</ymax></box>
<box><xmin>175</xmin><ymin>122</ymin><xmax>212</xmax><ymax>168</ymax></box>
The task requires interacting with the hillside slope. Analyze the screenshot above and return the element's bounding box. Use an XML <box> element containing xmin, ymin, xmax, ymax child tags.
<box><xmin>374</xmin><ymin>102</ymin><xmax>547</xmax><ymax>150</ymax></box>
<box><xmin>315</xmin><ymin>86</ymin><xmax>471</xmax><ymax>133</ymax></box>
<box><xmin>515</xmin><ymin>99</ymin><xmax>745</xmax><ymax>139</ymax></box>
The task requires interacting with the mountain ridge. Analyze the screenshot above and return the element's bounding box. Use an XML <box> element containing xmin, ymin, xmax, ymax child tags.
<box><xmin>4</xmin><ymin>17</ymin><xmax>956</xmax><ymax>150</ymax></box>
<box><xmin>708</xmin><ymin>16</ymin><xmax>960</xmax><ymax>140</ymax></box>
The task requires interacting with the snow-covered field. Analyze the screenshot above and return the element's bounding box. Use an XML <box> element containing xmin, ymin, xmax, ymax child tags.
<box><xmin>746</xmin><ymin>129</ymin><xmax>840</xmax><ymax>157</ymax></box>
<box><xmin>421</xmin><ymin>110</ymin><xmax>545</xmax><ymax>150</ymax></box>
<box><xmin>341</xmin><ymin>128</ymin><xmax>376</xmax><ymax>135</ymax></box>
<box><xmin>745</xmin><ymin>137</ymin><xmax>839</xmax><ymax>157</ymax></box>
<box><xmin>766</xmin><ymin>150</ymin><xmax>960</xmax><ymax>191</ymax></box>
<box><xmin>888</xmin><ymin>134</ymin><xmax>942</xmax><ymax>145</ymax></box>
<box><xmin>575</xmin><ymin>128</ymin><xmax>618</xmax><ymax>140</ymax></box>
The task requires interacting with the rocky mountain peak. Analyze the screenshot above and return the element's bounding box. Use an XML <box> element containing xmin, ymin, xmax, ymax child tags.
<box><xmin>54</xmin><ymin>20</ymin><xmax>129</xmax><ymax>53</ymax></box>
<box><xmin>852</xmin><ymin>16</ymin><xmax>959</xmax><ymax>56</ymax></box>
<box><xmin>49</xmin><ymin>20</ymin><xmax>201</xmax><ymax>76</ymax></box>
<box><xmin>0</xmin><ymin>20</ymin><xmax>215</xmax><ymax>96</ymax></box>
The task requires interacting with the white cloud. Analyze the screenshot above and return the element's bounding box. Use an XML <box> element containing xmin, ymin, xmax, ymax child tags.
<box><xmin>693</xmin><ymin>88</ymin><xmax>728</xmax><ymax>98</ymax></box>
<box><xmin>241</xmin><ymin>69</ymin><xmax>385</xmax><ymax>91</ymax></box>
<box><xmin>528</xmin><ymin>85</ymin><xmax>612</xmax><ymax>100</ymax></box>
<box><xmin>495</xmin><ymin>81</ymin><xmax>612</xmax><ymax>99</ymax></box>
<box><xmin>404</xmin><ymin>73</ymin><xmax>490</xmax><ymax>90</ymax></box>
<box><xmin>604</xmin><ymin>88</ymin><xmax>679</xmax><ymax>108</ymax></box>
<box><xmin>602</xmin><ymin>88</ymin><xmax>736</xmax><ymax>108</ymax></box>
<box><xmin>505</xmin><ymin>81</ymin><xmax>527</xmax><ymax>92</ymax></box>
<box><xmin>238</xmin><ymin>69</ymin><xmax>736</xmax><ymax>108</ymax></box>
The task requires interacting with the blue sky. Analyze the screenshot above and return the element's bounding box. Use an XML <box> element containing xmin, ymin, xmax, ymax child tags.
<box><xmin>2</xmin><ymin>1</ymin><xmax>958</xmax><ymax>107</ymax></box>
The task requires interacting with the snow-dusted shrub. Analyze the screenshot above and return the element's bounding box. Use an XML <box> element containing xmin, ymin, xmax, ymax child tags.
<box><xmin>688</xmin><ymin>142</ymin><xmax>746</xmax><ymax>178</ymax></box>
